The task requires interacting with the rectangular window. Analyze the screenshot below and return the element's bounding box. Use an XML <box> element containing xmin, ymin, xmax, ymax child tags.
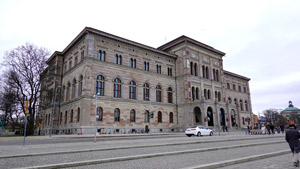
<box><xmin>233</xmin><ymin>84</ymin><xmax>236</xmax><ymax>91</ymax></box>
<box><xmin>168</xmin><ymin>67</ymin><xmax>172</xmax><ymax>76</ymax></box>
<box><xmin>238</xmin><ymin>86</ymin><xmax>241</xmax><ymax>92</ymax></box>
<box><xmin>81</xmin><ymin>50</ymin><xmax>84</xmax><ymax>61</ymax></box>
<box><xmin>244</xmin><ymin>87</ymin><xmax>247</xmax><ymax>93</ymax></box>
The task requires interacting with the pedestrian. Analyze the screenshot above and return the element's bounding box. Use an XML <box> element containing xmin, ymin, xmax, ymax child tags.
<box><xmin>261</xmin><ymin>125</ymin><xmax>266</xmax><ymax>135</ymax></box>
<box><xmin>280</xmin><ymin>124</ymin><xmax>285</xmax><ymax>134</ymax></box>
<box><xmin>286</xmin><ymin>124</ymin><xmax>300</xmax><ymax>167</ymax></box>
<box><xmin>270</xmin><ymin>123</ymin><xmax>275</xmax><ymax>134</ymax></box>
<box><xmin>247</xmin><ymin>125</ymin><xmax>251</xmax><ymax>134</ymax></box>
<box><xmin>276</xmin><ymin>126</ymin><xmax>280</xmax><ymax>134</ymax></box>
<box><xmin>266</xmin><ymin>123</ymin><xmax>271</xmax><ymax>135</ymax></box>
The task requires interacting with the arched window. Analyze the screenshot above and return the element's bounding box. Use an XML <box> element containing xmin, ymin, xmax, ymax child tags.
<box><xmin>196</xmin><ymin>87</ymin><xmax>199</xmax><ymax>100</ymax></box>
<box><xmin>245</xmin><ymin>101</ymin><xmax>249</xmax><ymax>111</ymax></box>
<box><xmin>167</xmin><ymin>87</ymin><xmax>173</xmax><ymax>103</ymax></box>
<box><xmin>208</xmin><ymin>90</ymin><xmax>211</xmax><ymax>100</ymax></box>
<box><xmin>78</xmin><ymin>75</ymin><xmax>83</xmax><ymax>96</ymax></box>
<box><xmin>143</xmin><ymin>83</ymin><xmax>150</xmax><ymax>101</ymax></box>
<box><xmin>144</xmin><ymin>62</ymin><xmax>149</xmax><ymax>71</ymax></box>
<box><xmin>194</xmin><ymin>63</ymin><xmax>197</xmax><ymax>76</ymax></box>
<box><xmin>70</xmin><ymin>109</ymin><xmax>73</xmax><ymax>123</ymax></box>
<box><xmin>156</xmin><ymin>65</ymin><xmax>161</xmax><ymax>74</ymax></box>
<box><xmin>156</xmin><ymin>85</ymin><xmax>162</xmax><ymax>102</ymax></box>
<box><xmin>130</xmin><ymin>109</ymin><xmax>136</xmax><ymax>122</ymax></box>
<box><xmin>192</xmin><ymin>87</ymin><xmax>195</xmax><ymax>101</ymax></box>
<box><xmin>129</xmin><ymin>80</ymin><xmax>136</xmax><ymax>99</ymax></box>
<box><xmin>158</xmin><ymin>111</ymin><xmax>162</xmax><ymax>123</ymax></box>
<box><xmin>66</xmin><ymin>82</ymin><xmax>71</xmax><ymax>101</ymax></box>
<box><xmin>113</xmin><ymin>78</ymin><xmax>122</xmax><ymax>98</ymax></box>
<box><xmin>98</xmin><ymin>50</ymin><xmax>102</xmax><ymax>60</ymax></box>
<box><xmin>206</xmin><ymin>67</ymin><xmax>209</xmax><ymax>79</ymax></box>
<box><xmin>218</xmin><ymin>92</ymin><xmax>221</xmax><ymax>102</ymax></box>
<box><xmin>72</xmin><ymin>79</ymin><xmax>76</xmax><ymax>99</ymax></box>
<box><xmin>216</xmin><ymin>70</ymin><xmax>219</xmax><ymax>81</ymax></box>
<box><xmin>169</xmin><ymin>112</ymin><xmax>173</xmax><ymax>123</ymax></box>
<box><xmin>215</xmin><ymin>91</ymin><xmax>218</xmax><ymax>101</ymax></box>
<box><xmin>240</xmin><ymin>99</ymin><xmax>244</xmax><ymax>111</ymax></box>
<box><xmin>115</xmin><ymin>54</ymin><xmax>122</xmax><ymax>65</ymax></box>
<box><xmin>81</xmin><ymin>50</ymin><xmax>84</xmax><ymax>61</ymax></box>
<box><xmin>190</xmin><ymin>62</ymin><xmax>193</xmax><ymax>75</ymax></box>
<box><xmin>96</xmin><ymin>75</ymin><xmax>105</xmax><ymax>96</ymax></box>
<box><xmin>114</xmin><ymin>108</ymin><xmax>120</xmax><ymax>122</ymax></box>
<box><xmin>213</xmin><ymin>69</ymin><xmax>216</xmax><ymax>80</ymax></box>
<box><xmin>98</xmin><ymin>50</ymin><xmax>105</xmax><ymax>61</ymax></box>
<box><xmin>77</xmin><ymin>108</ymin><xmax>80</xmax><ymax>122</ymax></box>
<box><xmin>130</xmin><ymin>58</ymin><xmax>136</xmax><ymax>68</ymax></box>
<box><xmin>65</xmin><ymin>111</ymin><xmax>67</xmax><ymax>124</ymax></box>
<box><xmin>97</xmin><ymin>107</ymin><xmax>103</xmax><ymax>121</ymax></box>
<box><xmin>202</xmin><ymin>65</ymin><xmax>205</xmax><ymax>78</ymax></box>
<box><xmin>145</xmin><ymin>110</ymin><xmax>150</xmax><ymax>123</ymax></box>
<box><xmin>204</xmin><ymin>89</ymin><xmax>207</xmax><ymax>100</ymax></box>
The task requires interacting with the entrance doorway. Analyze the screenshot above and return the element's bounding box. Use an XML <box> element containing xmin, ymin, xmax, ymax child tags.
<box><xmin>194</xmin><ymin>107</ymin><xmax>201</xmax><ymax>124</ymax></box>
<box><xmin>231</xmin><ymin>109</ymin><xmax>237</xmax><ymax>127</ymax></box>
<box><xmin>220</xmin><ymin>108</ymin><xmax>225</xmax><ymax>126</ymax></box>
<box><xmin>207</xmin><ymin>107</ymin><xmax>214</xmax><ymax>126</ymax></box>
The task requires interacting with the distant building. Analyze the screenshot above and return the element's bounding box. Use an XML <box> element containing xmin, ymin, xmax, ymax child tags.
<box><xmin>38</xmin><ymin>27</ymin><xmax>253</xmax><ymax>135</ymax></box>
<box><xmin>281</xmin><ymin>101</ymin><xmax>300</xmax><ymax>122</ymax></box>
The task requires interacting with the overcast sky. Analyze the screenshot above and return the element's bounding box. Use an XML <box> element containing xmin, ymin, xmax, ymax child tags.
<box><xmin>0</xmin><ymin>0</ymin><xmax>299</xmax><ymax>114</ymax></box>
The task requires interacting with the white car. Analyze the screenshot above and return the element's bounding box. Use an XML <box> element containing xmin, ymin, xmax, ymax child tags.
<box><xmin>185</xmin><ymin>126</ymin><xmax>213</xmax><ymax>137</ymax></box>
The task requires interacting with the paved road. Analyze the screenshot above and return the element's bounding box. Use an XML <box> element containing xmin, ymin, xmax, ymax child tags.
<box><xmin>0</xmin><ymin>133</ymin><xmax>289</xmax><ymax>169</ymax></box>
<box><xmin>218</xmin><ymin>153</ymin><xmax>294</xmax><ymax>169</ymax></box>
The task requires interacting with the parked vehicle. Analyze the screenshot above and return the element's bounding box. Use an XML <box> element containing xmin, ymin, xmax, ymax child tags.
<box><xmin>185</xmin><ymin>126</ymin><xmax>213</xmax><ymax>137</ymax></box>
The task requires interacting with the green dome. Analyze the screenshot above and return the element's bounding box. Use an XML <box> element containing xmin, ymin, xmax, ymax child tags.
<box><xmin>283</xmin><ymin>107</ymin><xmax>300</xmax><ymax>111</ymax></box>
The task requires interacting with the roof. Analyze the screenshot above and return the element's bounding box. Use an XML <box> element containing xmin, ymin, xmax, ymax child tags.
<box><xmin>283</xmin><ymin>107</ymin><xmax>300</xmax><ymax>111</ymax></box>
<box><xmin>46</xmin><ymin>27</ymin><xmax>177</xmax><ymax>64</ymax></box>
<box><xmin>157</xmin><ymin>35</ymin><xmax>226</xmax><ymax>56</ymax></box>
<box><xmin>223</xmin><ymin>70</ymin><xmax>251</xmax><ymax>81</ymax></box>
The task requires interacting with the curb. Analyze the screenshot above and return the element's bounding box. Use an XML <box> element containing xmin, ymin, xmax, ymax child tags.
<box><xmin>18</xmin><ymin>140</ymin><xmax>285</xmax><ymax>169</ymax></box>
<box><xmin>185</xmin><ymin>149</ymin><xmax>290</xmax><ymax>169</ymax></box>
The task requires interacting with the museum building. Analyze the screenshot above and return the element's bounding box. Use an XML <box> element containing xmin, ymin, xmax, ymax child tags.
<box><xmin>39</xmin><ymin>27</ymin><xmax>253</xmax><ymax>135</ymax></box>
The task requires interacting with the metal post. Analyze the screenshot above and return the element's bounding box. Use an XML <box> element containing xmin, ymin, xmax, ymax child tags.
<box><xmin>94</xmin><ymin>93</ymin><xmax>98</xmax><ymax>142</ymax></box>
<box><xmin>50</xmin><ymin>86</ymin><xmax>61</xmax><ymax>137</ymax></box>
<box><xmin>23</xmin><ymin>114</ymin><xmax>27</xmax><ymax>146</ymax></box>
<box><xmin>218</xmin><ymin>109</ymin><xmax>221</xmax><ymax>136</ymax></box>
<box><xmin>149</xmin><ymin>98</ymin><xmax>151</xmax><ymax>134</ymax></box>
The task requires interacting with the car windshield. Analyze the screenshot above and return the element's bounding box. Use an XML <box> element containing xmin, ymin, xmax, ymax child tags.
<box><xmin>191</xmin><ymin>126</ymin><xmax>197</xmax><ymax>128</ymax></box>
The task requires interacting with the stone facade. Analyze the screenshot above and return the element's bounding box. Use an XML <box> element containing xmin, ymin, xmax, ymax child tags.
<box><xmin>38</xmin><ymin>27</ymin><xmax>253</xmax><ymax>135</ymax></box>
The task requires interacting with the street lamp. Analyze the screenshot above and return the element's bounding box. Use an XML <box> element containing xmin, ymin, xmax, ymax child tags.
<box><xmin>94</xmin><ymin>92</ymin><xmax>100</xmax><ymax>142</ymax></box>
<box><xmin>50</xmin><ymin>86</ymin><xmax>61</xmax><ymax>137</ymax></box>
<box><xmin>145</xmin><ymin>96</ymin><xmax>151</xmax><ymax>134</ymax></box>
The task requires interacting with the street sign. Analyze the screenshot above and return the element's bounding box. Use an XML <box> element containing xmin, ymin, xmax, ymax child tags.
<box><xmin>25</xmin><ymin>100</ymin><xmax>29</xmax><ymax>114</ymax></box>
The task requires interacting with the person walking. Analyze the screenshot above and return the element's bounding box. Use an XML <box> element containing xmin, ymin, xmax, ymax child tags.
<box><xmin>286</xmin><ymin>124</ymin><xmax>300</xmax><ymax>167</ymax></box>
<box><xmin>270</xmin><ymin>123</ymin><xmax>275</xmax><ymax>134</ymax></box>
<box><xmin>266</xmin><ymin>123</ymin><xmax>271</xmax><ymax>135</ymax></box>
<box><xmin>280</xmin><ymin>124</ymin><xmax>285</xmax><ymax>134</ymax></box>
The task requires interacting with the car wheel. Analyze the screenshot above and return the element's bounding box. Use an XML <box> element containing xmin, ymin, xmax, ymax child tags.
<box><xmin>187</xmin><ymin>134</ymin><xmax>192</xmax><ymax>137</ymax></box>
<box><xmin>197</xmin><ymin>132</ymin><xmax>201</xmax><ymax>137</ymax></box>
<box><xmin>209</xmin><ymin>132</ymin><xmax>213</xmax><ymax>136</ymax></box>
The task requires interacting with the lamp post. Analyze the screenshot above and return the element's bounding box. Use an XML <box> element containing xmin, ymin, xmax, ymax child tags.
<box><xmin>50</xmin><ymin>86</ymin><xmax>61</xmax><ymax>137</ymax></box>
<box><xmin>94</xmin><ymin>92</ymin><xmax>99</xmax><ymax>142</ymax></box>
<box><xmin>146</xmin><ymin>96</ymin><xmax>151</xmax><ymax>134</ymax></box>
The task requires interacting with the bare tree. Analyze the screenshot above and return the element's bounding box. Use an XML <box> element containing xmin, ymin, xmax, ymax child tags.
<box><xmin>2</xmin><ymin>43</ymin><xmax>49</xmax><ymax>135</ymax></box>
